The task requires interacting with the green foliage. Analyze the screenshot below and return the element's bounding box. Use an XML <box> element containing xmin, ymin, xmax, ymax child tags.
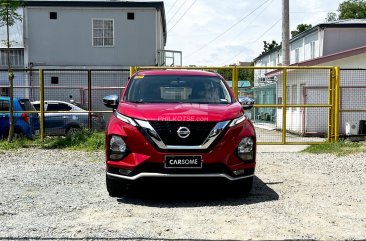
<box><xmin>303</xmin><ymin>141</ymin><xmax>366</xmax><ymax>156</ymax></box>
<box><xmin>262</xmin><ymin>40</ymin><xmax>279</xmax><ymax>54</ymax></box>
<box><xmin>0</xmin><ymin>138</ymin><xmax>34</xmax><ymax>150</ymax></box>
<box><xmin>338</xmin><ymin>0</ymin><xmax>366</xmax><ymax>19</ymax></box>
<box><xmin>325</xmin><ymin>12</ymin><xmax>338</xmax><ymax>22</ymax></box>
<box><xmin>217</xmin><ymin>66</ymin><xmax>254</xmax><ymax>85</ymax></box>
<box><xmin>291</xmin><ymin>24</ymin><xmax>312</xmax><ymax>38</ymax></box>
<box><xmin>42</xmin><ymin>130</ymin><xmax>105</xmax><ymax>151</ymax></box>
<box><xmin>0</xmin><ymin>130</ymin><xmax>106</xmax><ymax>151</ymax></box>
<box><xmin>0</xmin><ymin>0</ymin><xmax>23</xmax><ymax>27</ymax></box>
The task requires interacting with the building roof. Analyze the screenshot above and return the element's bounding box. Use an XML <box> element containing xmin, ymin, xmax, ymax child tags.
<box><xmin>253</xmin><ymin>19</ymin><xmax>366</xmax><ymax>62</ymax></box>
<box><xmin>23</xmin><ymin>1</ymin><xmax>167</xmax><ymax>45</ymax></box>
<box><xmin>264</xmin><ymin>45</ymin><xmax>366</xmax><ymax>77</ymax></box>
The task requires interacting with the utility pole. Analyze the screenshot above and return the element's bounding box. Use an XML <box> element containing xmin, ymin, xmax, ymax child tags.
<box><xmin>282</xmin><ymin>0</ymin><xmax>290</xmax><ymax>66</ymax></box>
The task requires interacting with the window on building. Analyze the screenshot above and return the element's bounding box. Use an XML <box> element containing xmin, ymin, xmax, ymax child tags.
<box><xmin>0</xmin><ymin>88</ymin><xmax>9</xmax><ymax>97</ymax></box>
<box><xmin>50</xmin><ymin>12</ymin><xmax>57</xmax><ymax>19</ymax></box>
<box><xmin>295</xmin><ymin>48</ymin><xmax>300</xmax><ymax>63</ymax></box>
<box><xmin>310</xmin><ymin>41</ymin><xmax>316</xmax><ymax>59</ymax></box>
<box><xmin>127</xmin><ymin>12</ymin><xmax>135</xmax><ymax>20</ymax></box>
<box><xmin>292</xmin><ymin>84</ymin><xmax>297</xmax><ymax>104</ymax></box>
<box><xmin>0</xmin><ymin>49</ymin><xmax>24</xmax><ymax>66</ymax></box>
<box><xmin>92</xmin><ymin>19</ymin><xmax>114</xmax><ymax>47</ymax></box>
<box><xmin>51</xmin><ymin>77</ymin><xmax>59</xmax><ymax>84</ymax></box>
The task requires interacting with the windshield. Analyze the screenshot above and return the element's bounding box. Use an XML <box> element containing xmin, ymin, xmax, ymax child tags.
<box><xmin>19</xmin><ymin>99</ymin><xmax>36</xmax><ymax>111</ymax></box>
<box><xmin>125</xmin><ymin>75</ymin><xmax>233</xmax><ymax>104</ymax></box>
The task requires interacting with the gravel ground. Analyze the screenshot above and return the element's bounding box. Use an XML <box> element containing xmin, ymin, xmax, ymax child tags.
<box><xmin>0</xmin><ymin>148</ymin><xmax>365</xmax><ymax>241</ymax></box>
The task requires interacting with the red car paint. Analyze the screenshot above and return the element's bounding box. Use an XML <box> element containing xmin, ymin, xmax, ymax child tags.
<box><xmin>104</xmin><ymin>70</ymin><xmax>256</xmax><ymax>196</ymax></box>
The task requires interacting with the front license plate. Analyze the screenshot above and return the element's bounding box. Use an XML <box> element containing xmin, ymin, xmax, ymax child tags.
<box><xmin>165</xmin><ymin>155</ymin><xmax>202</xmax><ymax>169</ymax></box>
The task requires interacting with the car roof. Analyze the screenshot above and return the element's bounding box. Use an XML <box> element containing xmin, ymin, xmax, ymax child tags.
<box><xmin>135</xmin><ymin>69</ymin><xmax>221</xmax><ymax>77</ymax></box>
<box><xmin>32</xmin><ymin>100</ymin><xmax>70</xmax><ymax>104</ymax></box>
<box><xmin>0</xmin><ymin>96</ymin><xmax>27</xmax><ymax>101</ymax></box>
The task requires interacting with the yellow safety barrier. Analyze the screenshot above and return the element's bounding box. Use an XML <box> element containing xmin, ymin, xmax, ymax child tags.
<box><xmin>132</xmin><ymin>66</ymin><xmax>340</xmax><ymax>144</ymax></box>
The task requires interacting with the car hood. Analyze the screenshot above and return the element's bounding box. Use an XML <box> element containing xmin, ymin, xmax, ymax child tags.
<box><xmin>117</xmin><ymin>102</ymin><xmax>243</xmax><ymax>122</ymax></box>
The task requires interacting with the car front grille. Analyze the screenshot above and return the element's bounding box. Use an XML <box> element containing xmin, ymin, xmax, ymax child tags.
<box><xmin>148</xmin><ymin>121</ymin><xmax>217</xmax><ymax>146</ymax></box>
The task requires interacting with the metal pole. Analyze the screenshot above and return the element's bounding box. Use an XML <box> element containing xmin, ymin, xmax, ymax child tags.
<box><xmin>282</xmin><ymin>68</ymin><xmax>287</xmax><ymax>144</ymax></box>
<box><xmin>334</xmin><ymin>67</ymin><xmax>340</xmax><ymax>141</ymax></box>
<box><xmin>129</xmin><ymin>66</ymin><xmax>137</xmax><ymax>77</ymax></box>
<box><xmin>327</xmin><ymin>69</ymin><xmax>333</xmax><ymax>142</ymax></box>
<box><xmin>39</xmin><ymin>69</ymin><xmax>45</xmax><ymax>141</ymax></box>
<box><xmin>282</xmin><ymin>0</ymin><xmax>290</xmax><ymax>66</ymax></box>
<box><xmin>88</xmin><ymin>70</ymin><xmax>92</xmax><ymax>130</ymax></box>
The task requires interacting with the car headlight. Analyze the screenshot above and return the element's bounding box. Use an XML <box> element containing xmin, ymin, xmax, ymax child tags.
<box><xmin>114</xmin><ymin>112</ymin><xmax>137</xmax><ymax>126</ymax></box>
<box><xmin>229</xmin><ymin>114</ymin><xmax>247</xmax><ymax>127</ymax></box>
<box><xmin>109</xmin><ymin>135</ymin><xmax>129</xmax><ymax>161</ymax></box>
<box><xmin>235</xmin><ymin>137</ymin><xmax>254</xmax><ymax>162</ymax></box>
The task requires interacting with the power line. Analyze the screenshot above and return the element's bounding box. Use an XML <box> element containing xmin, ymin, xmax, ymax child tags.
<box><xmin>188</xmin><ymin>0</ymin><xmax>272</xmax><ymax>57</ymax></box>
<box><xmin>168</xmin><ymin>0</ymin><xmax>197</xmax><ymax>33</ymax></box>
<box><xmin>221</xmin><ymin>18</ymin><xmax>281</xmax><ymax>65</ymax></box>
<box><xmin>235</xmin><ymin>0</ymin><xmax>274</xmax><ymax>39</ymax></box>
<box><xmin>167</xmin><ymin>1</ymin><xmax>187</xmax><ymax>25</ymax></box>
<box><xmin>166</xmin><ymin>0</ymin><xmax>179</xmax><ymax>16</ymax></box>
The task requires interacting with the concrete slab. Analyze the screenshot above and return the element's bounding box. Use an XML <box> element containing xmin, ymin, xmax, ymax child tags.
<box><xmin>257</xmin><ymin>145</ymin><xmax>310</xmax><ymax>153</ymax></box>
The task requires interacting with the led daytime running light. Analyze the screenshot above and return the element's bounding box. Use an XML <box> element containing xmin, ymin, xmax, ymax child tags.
<box><xmin>229</xmin><ymin>115</ymin><xmax>247</xmax><ymax>127</ymax></box>
<box><xmin>115</xmin><ymin>112</ymin><xmax>137</xmax><ymax>126</ymax></box>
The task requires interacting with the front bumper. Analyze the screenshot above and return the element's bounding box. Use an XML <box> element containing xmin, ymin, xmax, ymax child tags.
<box><xmin>107</xmin><ymin>171</ymin><xmax>254</xmax><ymax>181</ymax></box>
<box><xmin>106</xmin><ymin>116</ymin><xmax>256</xmax><ymax>182</ymax></box>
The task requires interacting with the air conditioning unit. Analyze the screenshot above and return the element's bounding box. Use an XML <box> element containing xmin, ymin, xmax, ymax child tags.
<box><xmin>345</xmin><ymin>122</ymin><xmax>359</xmax><ymax>135</ymax></box>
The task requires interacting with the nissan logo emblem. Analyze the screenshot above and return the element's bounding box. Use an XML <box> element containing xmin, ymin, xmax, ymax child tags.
<box><xmin>177</xmin><ymin>126</ymin><xmax>190</xmax><ymax>139</ymax></box>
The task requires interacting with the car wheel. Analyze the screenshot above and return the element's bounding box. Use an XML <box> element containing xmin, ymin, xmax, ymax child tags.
<box><xmin>106</xmin><ymin>175</ymin><xmax>129</xmax><ymax>197</ymax></box>
<box><xmin>231</xmin><ymin>176</ymin><xmax>254</xmax><ymax>195</ymax></box>
<box><xmin>13</xmin><ymin>130</ymin><xmax>26</xmax><ymax>140</ymax></box>
<box><xmin>66</xmin><ymin>126</ymin><xmax>81</xmax><ymax>136</ymax></box>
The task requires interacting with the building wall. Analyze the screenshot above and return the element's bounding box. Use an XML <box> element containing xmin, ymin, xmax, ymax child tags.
<box><xmin>24</xmin><ymin>7</ymin><xmax>161</xmax><ymax>67</ymax></box>
<box><xmin>290</xmin><ymin>31</ymin><xmax>319</xmax><ymax>64</ymax></box>
<box><xmin>323</xmin><ymin>28</ymin><xmax>366</xmax><ymax>56</ymax></box>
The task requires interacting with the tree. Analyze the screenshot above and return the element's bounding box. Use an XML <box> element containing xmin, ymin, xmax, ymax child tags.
<box><xmin>0</xmin><ymin>0</ymin><xmax>23</xmax><ymax>142</ymax></box>
<box><xmin>291</xmin><ymin>24</ymin><xmax>312</xmax><ymax>38</ymax></box>
<box><xmin>338</xmin><ymin>0</ymin><xmax>366</xmax><ymax>19</ymax></box>
<box><xmin>325</xmin><ymin>12</ymin><xmax>338</xmax><ymax>22</ymax></box>
<box><xmin>217</xmin><ymin>64</ymin><xmax>254</xmax><ymax>86</ymax></box>
<box><xmin>262</xmin><ymin>40</ymin><xmax>279</xmax><ymax>54</ymax></box>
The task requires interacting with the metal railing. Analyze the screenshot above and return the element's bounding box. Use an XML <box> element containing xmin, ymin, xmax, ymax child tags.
<box><xmin>131</xmin><ymin>66</ymin><xmax>340</xmax><ymax>144</ymax></box>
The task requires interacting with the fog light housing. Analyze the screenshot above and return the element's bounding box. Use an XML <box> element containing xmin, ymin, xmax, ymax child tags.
<box><xmin>109</xmin><ymin>135</ymin><xmax>129</xmax><ymax>161</ymax></box>
<box><xmin>235</xmin><ymin>137</ymin><xmax>254</xmax><ymax>162</ymax></box>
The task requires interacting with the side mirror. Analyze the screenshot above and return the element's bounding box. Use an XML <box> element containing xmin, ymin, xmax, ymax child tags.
<box><xmin>238</xmin><ymin>96</ymin><xmax>254</xmax><ymax>110</ymax></box>
<box><xmin>103</xmin><ymin>94</ymin><xmax>119</xmax><ymax>109</ymax></box>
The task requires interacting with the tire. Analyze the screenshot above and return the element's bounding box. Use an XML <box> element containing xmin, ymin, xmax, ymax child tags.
<box><xmin>66</xmin><ymin>126</ymin><xmax>81</xmax><ymax>136</ymax></box>
<box><xmin>231</xmin><ymin>176</ymin><xmax>254</xmax><ymax>195</ymax></box>
<box><xmin>106</xmin><ymin>175</ymin><xmax>129</xmax><ymax>197</ymax></box>
<box><xmin>13</xmin><ymin>129</ymin><xmax>26</xmax><ymax>140</ymax></box>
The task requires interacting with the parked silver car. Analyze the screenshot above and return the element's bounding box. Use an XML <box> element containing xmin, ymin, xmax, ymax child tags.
<box><xmin>32</xmin><ymin>100</ymin><xmax>105</xmax><ymax>136</ymax></box>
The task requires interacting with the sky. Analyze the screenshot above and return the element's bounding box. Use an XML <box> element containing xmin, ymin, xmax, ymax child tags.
<box><xmin>156</xmin><ymin>0</ymin><xmax>345</xmax><ymax>66</ymax></box>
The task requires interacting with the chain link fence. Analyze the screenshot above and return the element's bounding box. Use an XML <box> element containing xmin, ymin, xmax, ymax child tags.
<box><xmin>0</xmin><ymin>69</ymin><xmax>129</xmax><ymax>137</ymax></box>
<box><xmin>339</xmin><ymin>69</ymin><xmax>366</xmax><ymax>136</ymax></box>
<box><xmin>1</xmin><ymin>66</ymin><xmax>346</xmax><ymax>144</ymax></box>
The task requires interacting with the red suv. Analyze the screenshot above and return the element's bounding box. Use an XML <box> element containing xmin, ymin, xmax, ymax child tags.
<box><xmin>103</xmin><ymin>70</ymin><xmax>256</xmax><ymax>196</ymax></box>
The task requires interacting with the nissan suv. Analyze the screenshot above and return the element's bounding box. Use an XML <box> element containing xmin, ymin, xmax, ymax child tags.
<box><xmin>103</xmin><ymin>70</ymin><xmax>256</xmax><ymax>196</ymax></box>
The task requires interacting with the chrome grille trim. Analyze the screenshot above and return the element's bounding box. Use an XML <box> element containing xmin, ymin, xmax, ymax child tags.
<box><xmin>135</xmin><ymin>119</ymin><xmax>230</xmax><ymax>150</ymax></box>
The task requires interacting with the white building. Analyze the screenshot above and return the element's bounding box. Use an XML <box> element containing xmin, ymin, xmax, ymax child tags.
<box><xmin>253</xmin><ymin>20</ymin><xmax>366</xmax><ymax>136</ymax></box>
<box><xmin>0</xmin><ymin>1</ymin><xmax>181</xmax><ymax>109</ymax></box>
